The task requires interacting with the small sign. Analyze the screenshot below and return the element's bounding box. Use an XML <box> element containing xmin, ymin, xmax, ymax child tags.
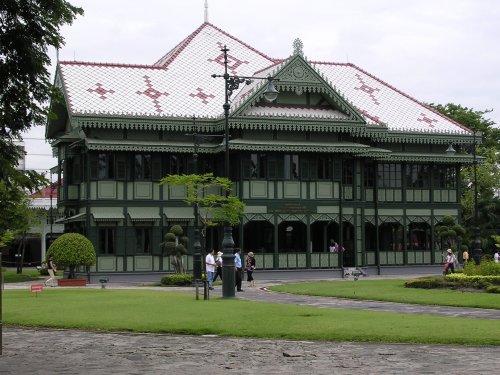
<box><xmin>31</xmin><ymin>283</ymin><xmax>44</xmax><ymax>296</ymax></box>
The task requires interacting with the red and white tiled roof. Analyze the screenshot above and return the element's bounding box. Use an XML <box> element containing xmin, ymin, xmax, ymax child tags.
<box><xmin>58</xmin><ymin>22</ymin><xmax>471</xmax><ymax>135</ymax></box>
<box><xmin>313</xmin><ymin>62</ymin><xmax>471</xmax><ymax>134</ymax></box>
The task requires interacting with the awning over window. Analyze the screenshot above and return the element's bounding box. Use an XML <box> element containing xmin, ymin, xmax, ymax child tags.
<box><xmin>55</xmin><ymin>213</ymin><xmax>86</xmax><ymax>223</ymax></box>
<box><xmin>92</xmin><ymin>213</ymin><xmax>124</xmax><ymax>222</ymax></box>
<box><xmin>164</xmin><ymin>207</ymin><xmax>194</xmax><ymax>221</ymax></box>
<box><xmin>91</xmin><ymin>207</ymin><xmax>124</xmax><ymax>222</ymax></box>
<box><xmin>128</xmin><ymin>207</ymin><xmax>161</xmax><ymax>222</ymax></box>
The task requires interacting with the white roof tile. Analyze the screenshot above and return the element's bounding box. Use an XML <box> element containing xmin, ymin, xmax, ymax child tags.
<box><xmin>58</xmin><ymin>22</ymin><xmax>470</xmax><ymax>135</ymax></box>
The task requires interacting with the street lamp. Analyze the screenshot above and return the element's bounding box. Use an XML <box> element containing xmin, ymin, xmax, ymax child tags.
<box><xmin>212</xmin><ymin>45</ymin><xmax>279</xmax><ymax>298</ymax></box>
<box><xmin>472</xmin><ymin>131</ymin><xmax>482</xmax><ymax>264</ymax></box>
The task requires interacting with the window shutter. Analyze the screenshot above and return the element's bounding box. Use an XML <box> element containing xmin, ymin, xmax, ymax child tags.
<box><xmin>89</xmin><ymin>154</ymin><xmax>98</xmax><ymax>180</ymax></box>
<box><xmin>152</xmin><ymin>155</ymin><xmax>162</xmax><ymax>180</ymax></box>
<box><xmin>242</xmin><ymin>158</ymin><xmax>252</xmax><ymax>179</ymax></box>
<box><xmin>151</xmin><ymin>227</ymin><xmax>162</xmax><ymax>255</ymax></box>
<box><xmin>115</xmin><ymin>227</ymin><xmax>125</xmax><ymax>255</ymax></box>
<box><xmin>115</xmin><ymin>155</ymin><xmax>127</xmax><ymax>180</ymax></box>
<box><xmin>332</xmin><ymin>159</ymin><xmax>342</xmax><ymax>180</ymax></box>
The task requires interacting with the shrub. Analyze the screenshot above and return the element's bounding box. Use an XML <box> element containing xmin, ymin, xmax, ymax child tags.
<box><xmin>160</xmin><ymin>273</ymin><xmax>193</xmax><ymax>286</ymax></box>
<box><xmin>464</xmin><ymin>260</ymin><xmax>500</xmax><ymax>276</ymax></box>
<box><xmin>47</xmin><ymin>233</ymin><xmax>96</xmax><ymax>279</ymax></box>
<box><xmin>405</xmin><ymin>277</ymin><xmax>448</xmax><ymax>289</ymax></box>
<box><xmin>406</xmin><ymin>275</ymin><xmax>500</xmax><ymax>290</ymax></box>
<box><xmin>486</xmin><ymin>285</ymin><xmax>500</xmax><ymax>294</ymax></box>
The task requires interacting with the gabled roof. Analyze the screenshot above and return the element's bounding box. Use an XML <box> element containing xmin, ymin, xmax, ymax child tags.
<box><xmin>54</xmin><ymin>22</ymin><xmax>472</xmax><ymax>137</ymax></box>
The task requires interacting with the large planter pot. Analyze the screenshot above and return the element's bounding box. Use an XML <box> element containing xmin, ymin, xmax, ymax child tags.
<box><xmin>57</xmin><ymin>278</ymin><xmax>87</xmax><ymax>287</ymax></box>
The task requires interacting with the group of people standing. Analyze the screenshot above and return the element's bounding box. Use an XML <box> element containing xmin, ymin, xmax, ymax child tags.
<box><xmin>205</xmin><ymin>248</ymin><xmax>256</xmax><ymax>292</ymax></box>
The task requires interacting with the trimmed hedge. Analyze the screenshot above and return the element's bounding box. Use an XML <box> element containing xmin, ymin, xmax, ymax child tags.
<box><xmin>486</xmin><ymin>285</ymin><xmax>500</xmax><ymax>294</ymax></box>
<box><xmin>405</xmin><ymin>277</ymin><xmax>456</xmax><ymax>289</ymax></box>
<box><xmin>405</xmin><ymin>274</ymin><xmax>500</xmax><ymax>291</ymax></box>
<box><xmin>160</xmin><ymin>273</ymin><xmax>193</xmax><ymax>286</ymax></box>
<box><xmin>446</xmin><ymin>274</ymin><xmax>500</xmax><ymax>286</ymax></box>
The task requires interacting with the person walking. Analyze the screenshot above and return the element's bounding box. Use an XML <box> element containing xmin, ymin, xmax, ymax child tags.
<box><xmin>44</xmin><ymin>255</ymin><xmax>57</xmax><ymax>287</ymax></box>
<box><xmin>205</xmin><ymin>249</ymin><xmax>216</xmax><ymax>290</ymax></box>
<box><xmin>462</xmin><ymin>248</ymin><xmax>469</xmax><ymax>264</ymax></box>
<box><xmin>444</xmin><ymin>249</ymin><xmax>456</xmax><ymax>274</ymax></box>
<box><xmin>212</xmin><ymin>251</ymin><xmax>223</xmax><ymax>282</ymax></box>
<box><xmin>234</xmin><ymin>248</ymin><xmax>243</xmax><ymax>292</ymax></box>
<box><xmin>494</xmin><ymin>250</ymin><xmax>499</xmax><ymax>263</ymax></box>
<box><xmin>245</xmin><ymin>251</ymin><xmax>256</xmax><ymax>287</ymax></box>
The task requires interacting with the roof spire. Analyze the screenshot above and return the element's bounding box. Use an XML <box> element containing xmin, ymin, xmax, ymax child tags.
<box><xmin>293</xmin><ymin>38</ymin><xmax>304</xmax><ymax>56</ymax></box>
<box><xmin>204</xmin><ymin>0</ymin><xmax>209</xmax><ymax>23</ymax></box>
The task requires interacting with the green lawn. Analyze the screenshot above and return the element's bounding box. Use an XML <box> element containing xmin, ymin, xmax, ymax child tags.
<box><xmin>271</xmin><ymin>279</ymin><xmax>500</xmax><ymax>309</ymax></box>
<box><xmin>3</xmin><ymin>288</ymin><xmax>500</xmax><ymax>345</ymax></box>
<box><xmin>1</xmin><ymin>268</ymin><xmax>43</xmax><ymax>283</ymax></box>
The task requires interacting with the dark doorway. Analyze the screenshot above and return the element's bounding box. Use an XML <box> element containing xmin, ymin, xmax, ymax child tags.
<box><xmin>278</xmin><ymin>221</ymin><xmax>306</xmax><ymax>253</ymax></box>
<box><xmin>243</xmin><ymin>221</ymin><xmax>273</xmax><ymax>253</ymax></box>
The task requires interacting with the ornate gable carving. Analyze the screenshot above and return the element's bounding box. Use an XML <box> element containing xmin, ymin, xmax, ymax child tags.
<box><xmin>280</xmin><ymin>59</ymin><xmax>321</xmax><ymax>84</ymax></box>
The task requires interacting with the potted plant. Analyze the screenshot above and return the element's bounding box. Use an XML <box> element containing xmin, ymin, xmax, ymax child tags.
<box><xmin>46</xmin><ymin>233</ymin><xmax>96</xmax><ymax>286</ymax></box>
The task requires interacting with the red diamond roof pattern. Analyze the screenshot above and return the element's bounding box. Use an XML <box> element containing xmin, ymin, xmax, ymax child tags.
<box><xmin>57</xmin><ymin>22</ymin><xmax>471</xmax><ymax>135</ymax></box>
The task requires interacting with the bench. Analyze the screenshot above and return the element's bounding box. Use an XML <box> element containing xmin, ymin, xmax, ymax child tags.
<box><xmin>344</xmin><ymin>268</ymin><xmax>365</xmax><ymax>281</ymax></box>
<box><xmin>99</xmin><ymin>276</ymin><xmax>109</xmax><ymax>289</ymax></box>
<box><xmin>350</xmin><ymin>270</ymin><xmax>363</xmax><ymax>280</ymax></box>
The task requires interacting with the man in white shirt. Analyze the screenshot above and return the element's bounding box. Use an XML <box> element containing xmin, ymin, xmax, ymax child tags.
<box><xmin>205</xmin><ymin>249</ymin><xmax>216</xmax><ymax>290</ymax></box>
<box><xmin>494</xmin><ymin>250</ymin><xmax>499</xmax><ymax>263</ymax></box>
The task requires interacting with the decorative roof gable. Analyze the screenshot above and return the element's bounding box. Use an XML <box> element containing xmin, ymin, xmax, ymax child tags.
<box><xmin>231</xmin><ymin>54</ymin><xmax>365</xmax><ymax>125</ymax></box>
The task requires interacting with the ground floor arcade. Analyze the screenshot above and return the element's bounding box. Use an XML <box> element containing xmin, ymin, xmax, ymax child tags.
<box><xmin>66</xmin><ymin>206</ymin><xmax>457</xmax><ymax>273</ymax></box>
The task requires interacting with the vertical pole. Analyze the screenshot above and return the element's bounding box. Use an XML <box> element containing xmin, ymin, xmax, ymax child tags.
<box><xmin>50</xmin><ymin>174</ymin><xmax>54</xmax><ymax>243</ymax></box>
<box><xmin>472</xmin><ymin>131</ymin><xmax>482</xmax><ymax>264</ymax></box>
<box><xmin>1</xmin><ymin>251</ymin><xmax>2</xmax><ymax>355</ymax></box>
<box><xmin>192</xmin><ymin>134</ymin><xmax>202</xmax><ymax>283</ymax></box>
<box><xmin>221</xmin><ymin>45</ymin><xmax>235</xmax><ymax>298</ymax></box>
<box><xmin>191</xmin><ymin>129</ymin><xmax>204</xmax><ymax>300</ymax></box>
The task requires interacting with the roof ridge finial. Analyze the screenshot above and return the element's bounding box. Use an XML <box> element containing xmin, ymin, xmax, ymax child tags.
<box><xmin>293</xmin><ymin>38</ymin><xmax>303</xmax><ymax>56</ymax></box>
<box><xmin>204</xmin><ymin>0</ymin><xmax>209</xmax><ymax>23</ymax></box>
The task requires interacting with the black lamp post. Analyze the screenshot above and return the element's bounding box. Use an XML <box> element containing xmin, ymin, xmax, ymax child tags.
<box><xmin>191</xmin><ymin>132</ymin><xmax>202</xmax><ymax>284</ymax></box>
<box><xmin>472</xmin><ymin>131</ymin><xmax>482</xmax><ymax>264</ymax></box>
<box><xmin>212</xmin><ymin>45</ymin><xmax>278</xmax><ymax>298</ymax></box>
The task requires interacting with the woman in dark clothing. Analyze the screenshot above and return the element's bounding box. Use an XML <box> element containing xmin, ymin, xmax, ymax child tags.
<box><xmin>245</xmin><ymin>252</ymin><xmax>256</xmax><ymax>287</ymax></box>
<box><xmin>212</xmin><ymin>251</ymin><xmax>223</xmax><ymax>282</ymax></box>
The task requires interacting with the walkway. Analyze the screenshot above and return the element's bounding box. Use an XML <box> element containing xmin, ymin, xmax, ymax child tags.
<box><xmin>2</xmin><ymin>276</ymin><xmax>500</xmax><ymax>374</ymax></box>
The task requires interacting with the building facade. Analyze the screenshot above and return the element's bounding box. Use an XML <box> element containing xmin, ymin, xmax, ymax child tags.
<box><xmin>46</xmin><ymin>23</ymin><xmax>477</xmax><ymax>273</ymax></box>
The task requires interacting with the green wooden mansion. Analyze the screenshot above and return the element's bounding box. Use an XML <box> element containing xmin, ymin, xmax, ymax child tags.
<box><xmin>46</xmin><ymin>22</ymin><xmax>477</xmax><ymax>274</ymax></box>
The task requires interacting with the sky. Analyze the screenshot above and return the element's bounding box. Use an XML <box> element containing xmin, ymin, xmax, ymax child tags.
<box><xmin>23</xmin><ymin>0</ymin><xmax>500</xmax><ymax>175</ymax></box>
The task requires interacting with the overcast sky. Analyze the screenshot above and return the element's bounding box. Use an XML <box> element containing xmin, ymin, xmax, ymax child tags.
<box><xmin>24</xmin><ymin>0</ymin><xmax>500</xmax><ymax>175</ymax></box>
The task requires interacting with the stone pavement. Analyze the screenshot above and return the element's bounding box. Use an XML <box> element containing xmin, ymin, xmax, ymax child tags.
<box><xmin>2</xmin><ymin>327</ymin><xmax>500</xmax><ymax>375</ymax></box>
<box><xmin>2</xmin><ymin>275</ymin><xmax>500</xmax><ymax>374</ymax></box>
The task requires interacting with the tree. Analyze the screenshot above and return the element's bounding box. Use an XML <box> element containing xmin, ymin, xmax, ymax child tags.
<box><xmin>1</xmin><ymin>1</ymin><xmax>82</xmax><ymax>244</ymax></box>
<box><xmin>160</xmin><ymin>173</ymin><xmax>245</xmax><ymax>236</ymax></box>
<box><xmin>0</xmin><ymin>0</ymin><xmax>83</xmax><ymax>165</ymax></box>
<box><xmin>434</xmin><ymin>216</ymin><xmax>466</xmax><ymax>251</ymax></box>
<box><xmin>429</xmin><ymin>103</ymin><xmax>500</xmax><ymax>247</ymax></box>
<box><xmin>160</xmin><ymin>225</ymin><xmax>189</xmax><ymax>274</ymax></box>
<box><xmin>47</xmin><ymin>233</ymin><xmax>96</xmax><ymax>279</ymax></box>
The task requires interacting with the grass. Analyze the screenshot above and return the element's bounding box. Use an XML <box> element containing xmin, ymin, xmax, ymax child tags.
<box><xmin>3</xmin><ymin>288</ymin><xmax>500</xmax><ymax>345</ymax></box>
<box><xmin>1</xmin><ymin>268</ymin><xmax>44</xmax><ymax>283</ymax></box>
<box><xmin>271</xmin><ymin>279</ymin><xmax>500</xmax><ymax>309</ymax></box>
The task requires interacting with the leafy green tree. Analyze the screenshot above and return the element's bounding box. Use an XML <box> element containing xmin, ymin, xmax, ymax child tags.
<box><xmin>0</xmin><ymin>0</ymin><xmax>83</xmax><ymax>164</ymax></box>
<box><xmin>47</xmin><ymin>233</ymin><xmax>96</xmax><ymax>279</ymax></box>
<box><xmin>160</xmin><ymin>173</ymin><xmax>245</xmax><ymax>236</ymax></box>
<box><xmin>429</xmin><ymin>103</ymin><xmax>500</xmax><ymax>248</ymax></box>
<box><xmin>160</xmin><ymin>225</ymin><xmax>189</xmax><ymax>274</ymax></box>
<box><xmin>1</xmin><ymin>1</ymin><xmax>82</xmax><ymax>243</ymax></box>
